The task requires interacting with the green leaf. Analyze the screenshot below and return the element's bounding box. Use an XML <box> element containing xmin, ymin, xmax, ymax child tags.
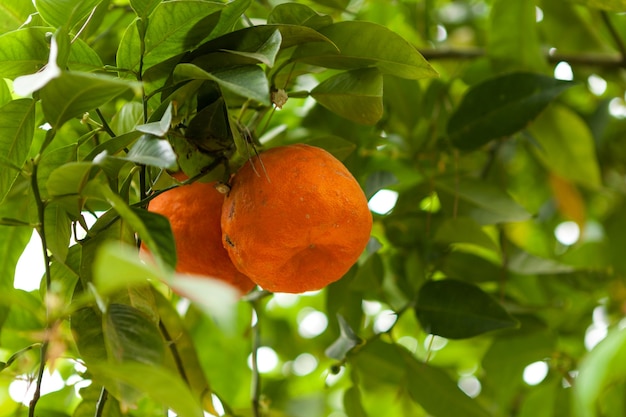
<box><xmin>0</xmin><ymin>0</ymin><xmax>36</xmax><ymax>33</ymax></box>
<box><xmin>571</xmin><ymin>0</ymin><xmax>626</xmax><ymax>11</ymax></box>
<box><xmin>311</xmin><ymin>68</ymin><xmax>383</xmax><ymax>125</ymax></box>
<box><xmin>40</xmin><ymin>71</ymin><xmax>139</xmax><ymax>128</ymax></box>
<box><xmin>434</xmin><ymin>217</ymin><xmax>499</xmax><ymax>252</ymax></box>
<box><xmin>89</xmin><ymin>362</ymin><xmax>203</xmax><ymax>417</ymax></box>
<box><xmin>152</xmin><ymin>288</ymin><xmax>216</xmax><ymax>413</ymax></box>
<box><xmin>401</xmin><ymin>348</ymin><xmax>491</xmax><ymax>417</ymax></box>
<box><xmin>129</xmin><ymin>0</ymin><xmax>160</xmax><ymax>18</ymax></box>
<box><xmin>325</xmin><ymin>315</ymin><xmax>363</xmax><ymax>360</ymax></box>
<box><xmin>487</xmin><ymin>0</ymin><xmax>545</xmax><ymax>72</ymax></box>
<box><xmin>46</xmin><ymin>162</ymin><xmax>95</xmax><ymax>197</ymax></box>
<box><xmin>93</xmin><ymin>241</ymin><xmax>163</xmax><ymax>297</ymax></box>
<box><xmin>136</xmin><ymin>102</ymin><xmax>172</xmax><ymax>137</ymax></box>
<box><xmin>104</xmin><ymin>303</ymin><xmax>165</xmax><ymax>365</ymax></box>
<box><xmin>125</xmin><ymin>134</ymin><xmax>177</xmax><ymax>169</ymax></box>
<box><xmin>116</xmin><ymin>1</ymin><xmax>225</xmax><ymax>73</ymax></box>
<box><xmin>0</xmin><ymin>99</ymin><xmax>35</xmax><ymax>204</ymax></box>
<box><xmin>527</xmin><ymin>104</ymin><xmax>601</xmax><ymax>189</ymax></box>
<box><xmin>43</xmin><ymin>203</ymin><xmax>71</xmax><ymax>262</ymax></box>
<box><xmin>447</xmin><ymin>72</ymin><xmax>572</xmax><ymax>151</ymax></box>
<box><xmin>175</xmin><ymin>63</ymin><xmax>270</xmax><ymax>105</ymax></box>
<box><xmin>205</xmin><ymin>0</ymin><xmax>252</xmax><ymax>41</ymax></box>
<box><xmin>291</xmin><ymin>21</ymin><xmax>438</xmax><ymax>80</ymax></box>
<box><xmin>574</xmin><ymin>328</ymin><xmax>626</xmax><ymax>417</ymax></box>
<box><xmin>0</xmin><ymin>28</ymin><xmax>102</xmax><ymax>79</ymax></box>
<box><xmin>0</xmin><ymin>79</ymin><xmax>11</xmax><ymax>107</ymax></box>
<box><xmin>435</xmin><ymin>177</ymin><xmax>531</xmax><ymax>224</ymax></box>
<box><xmin>184</xmin><ymin>97</ymin><xmax>233</xmax><ymax>153</ymax></box>
<box><xmin>415</xmin><ymin>279</ymin><xmax>518</xmax><ymax>339</ymax></box>
<box><xmin>35</xmin><ymin>0</ymin><xmax>102</xmax><ymax>30</ymax></box>
<box><xmin>268</xmin><ymin>3</ymin><xmax>333</xmax><ymax>29</ymax></box>
<box><xmin>71</xmin><ymin>306</ymin><xmax>108</xmax><ymax>364</ymax></box>
<box><xmin>344</xmin><ymin>385</ymin><xmax>369</xmax><ymax>417</ymax></box>
<box><xmin>132</xmin><ymin>208</ymin><xmax>177</xmax><ymax>270</ymax></box>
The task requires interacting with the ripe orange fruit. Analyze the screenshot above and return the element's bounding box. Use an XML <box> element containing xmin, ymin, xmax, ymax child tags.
<box><xmin>147</xmin><ymin>180</ymin><xmax>256</xmax><ymax>295</ymax></box>
<box><xmin>221</xmin><ymin>144</ymin><xmax>372</xmax><ymax>293</ymax></box>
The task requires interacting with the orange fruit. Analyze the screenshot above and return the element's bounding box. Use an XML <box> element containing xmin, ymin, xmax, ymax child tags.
<box><xmin>146</xmin><ymin>180</ymin><xmax>256</xmax><ymax>295</ymax></box>
<box><xmin>221</xmin><ymin>144</ymin><xmax>372</xmax><ymax>293</ymax></box>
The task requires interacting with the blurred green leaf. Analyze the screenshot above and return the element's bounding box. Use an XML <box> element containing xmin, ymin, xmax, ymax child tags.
<box><xmin>574</xmin><ymin>328</ymin><xmax>626</xmax><ymax>417</ymax></box>
<box><xmin>0</xmin><ymin>99</ymin><xmax>35</xmax><ymax>204</ymax></box>
<box><xmin>436</xmin><ymin>177</ymin><xmax>531</xmax><ymax>224</ymax></box>
<box><xmin>0</xmin><ymin>28</ymin><xmax>102</xmax><ymax>79</ymax></box>
<box><xmin>434</xmin><ymin>217</ymin><xmax>499</xmax><ymax>252</ymax></box>
<box><xmin>415</xmin><ymin>279</ymin><xmax>518</xmax><ymax>339</ymax></box>
<box><xmin>0</xmin><ymin>79</ymin><xmax>11</xmax><ymax>107</ymax></box>
<box><xmin>71</xmin><ymin>306</ymin><xmax>107</xmax><ymax>364</ymax></box>
<box><xmin>528</xmin><ymin>105</ymin><xmax>601</xmax><ymax>189</ymax></box>
<box><xmin>129</xmin><ymin>0</ymin><xmax>160</xmax><ymax>18</ymax></box>
<box><xmin>268</xmin><ymin>3</ymin><xmax>333</xmax><ymax>29</ymax></box>
<box><xmin>125</xmin><ymin>134</ymin><xmax>177</xmax><ymax>169</ymax></box>
<box><xmin>35</xmin><ymin>0</ymin><xmax>102</xmax><ymax>30</ymax></box>
<box><xmin>117</xmin><ymin>1</ymin><xmax>225</xmax><ymax>72</ymax></box>
<box><xmin>325</xmin><ymin>314</ymin><xmax>362</xmax><ymax>360</ymax></box>
<box><xmin>175</xmin><ymin>63</ymin><xmax>270</xmax><ymax>105</ymax></box>
<box><xmin>89</xmin><ymin>362</ymin><xmax>203</xmax><ymax>417</ymax></box>
<box><xmin>571</xmin><ymin>0</ymin><xmax>626</xmax><ymax>11</ymax></box>
<box><xmin>311</xmin><ymin>68</ymin><xmax>383</xmax><ymax>125</ymax></box>
<box><xmin>447</xmin><ymin>72</ymin><xmax>572</xmax><ymax>151</ymax></box>
<box><xmin>488</xmin><ymin>0</ymin><xmax>545</xmax><ymax>71</ymax></box>
<box><xmin>344</xmin><ymin>385</ymin><xmax>369</xmax><ymax>417</ymax></box>
<box><xmin>41</xmin><ymin>71</ymin><xmax>139</xmax><ymax>128</ymax></box>
<box><xmin>0</xmin><ymin>0</ymin><xmax>36</xmax><ymax>32</ymax></box>
<box><xmin>292</xmin><ymin>21</ymin><xmax>438</xmax><ymax>80</ymax></box>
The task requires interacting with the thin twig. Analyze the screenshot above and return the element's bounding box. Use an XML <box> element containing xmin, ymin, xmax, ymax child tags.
<box><xmin>95</xmin><ymin>387</ymin><xmax>108</xmax><ymax>417</ymax></box>
<box><xmin>250</xmin><ymin>301</ymin><xmax>262</xmax><ymax>417</ymax></box>
<box><xmin>95</xmin><ymin>108</ymin><xmax>117</xmax><ymax>138</ymax></box>
<box><xmin>600</xmin><ymin>11</ymin><xmax>626</xmax><ymax>66</ymax></box>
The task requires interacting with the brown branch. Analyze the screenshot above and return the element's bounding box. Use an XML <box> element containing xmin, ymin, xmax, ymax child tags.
<box><xmin>419</xmin><ymin>47</ymin><xmax>625</xmax><ymax>68</ymax></box>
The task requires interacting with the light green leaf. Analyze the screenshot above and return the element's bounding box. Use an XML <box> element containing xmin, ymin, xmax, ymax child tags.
<box><xmin>125</xmin><ymin>134</ymin><xmax>177</xmax><ymax>169</ymax></box>
<box><xmin>0</xmin><ymin>99</ymin><xmax>35</xmax><ymax>204</ymax></box>
<box><xmin>291</xmin><ymin>21</ymin><xmax>438</xmax><ymax>80</ymax></box>
<box><xmin>488</xmin><ymin>0</ymin><xmax>545</xmax><ymax>72</ymax></box>
<box><xmin>571</xmin><ymin>0</ymin><xmax>626</xmax><ymax>11</ymax></box>
<box><xmin>506</xmin><ymin>247</ymin><xmax>575</xmax><ymax>275</ymax></box>
<box><xmin>34</xmin><ymin>0</ymin><xmax>102</xmax><ymax>30</ymax></box>
<box><xmin>0</xmin><ymin>28</ymin><xmax>102</xmax><ymax>79</ymax></box>
<box><xmin>435</xmin><ymin>177</ymin><xmax>531</xmax><ymax>224</ymax></box>
<box><xmin>116</xmin><ymin>1</ymin><xmax>225</xmax><ymax>73</ymax></box>
<box><xmin>0</xmin><ymin>0</ymin><xmax>36</xmax><ymax>33</ymax></box>
<box><xmin>0</xmin><ymin>79</ymin><xmax>11</xmax><ymax>107</ymax></box>
<box><xmin>175</xmin><ymin>63</ymin><xmax>270</xmax><ymax>105</ymax></box>
<box><xmin>344</xmin><ymin>385</ymin><xmax>369</xmax><ymax>417</ymax></box>
<box><xmin>89</xmin><ymin>362</ymin><xmax>203</xmax><ymax>417</ymax></box>
<box><xmin>136</xmin><ymin>102</ymin><xmax>172</xmax><ymax>137</ymax></box>
<box><xmin>268</xmin><ymin>2</ymin><xmax>333</xmax><ymax>29</ymax></box>
<box><xmin>311</xmin><ymin>68</ymin><xmax>383</xmax><ymax>125</ymax></box>
<box><xmin>93</xmin><ymin>241</ymin><xmax>163</xmax><ymax>297</ymax></box>
<box><xmin>46</xmin><ymin>162</ymin><xmax>95</xmax><ymax>197</ymax></box>
<box><xmin>43</xmin><ymin>203</ymin><xmax>71</xmax><ymax>262</ymax></box>
<box><xmin>574</xmin><ymin>328</ymin><xmax>626</xmax><ymax>417</ymax></box>
<box><xmin>447</xmin><ymin>72</ymin><xmax>572</xmax><ymax>151</ymax></box>
<box><xmin>415</xmin><ymin>279</ymin><xmax>518</xmax><ymax>339</ymax></box>
<box><xmin>40</xmin><ymin>71</ymin><xmax>139</xmax><ymax>128</ymax></box>
<box><xmin>528</xmin><ymin>104</ymin><xmax>601</xmax><ymax>188</ymax></box>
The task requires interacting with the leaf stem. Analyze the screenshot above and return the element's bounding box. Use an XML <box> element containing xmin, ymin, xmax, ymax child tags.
<box><xmin>28</xmin><ymin>161</ymin><xmax>54</xmax><ymax>417</ymax></box>
<box><xmin>95</xmin><ymin>387</ymin><xmax>109</xmax><ymax>417</ymax></box>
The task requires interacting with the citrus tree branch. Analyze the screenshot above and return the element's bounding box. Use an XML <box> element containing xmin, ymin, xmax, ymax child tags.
<box><xmin>419</xmin><ymin>47</ymin><xmax>625</xmax><ymax>68</ymax></box>
<box><xmin>600</xmin><ymin>11</ymin><xmax>626</xmax><ymax>67</ymax></box>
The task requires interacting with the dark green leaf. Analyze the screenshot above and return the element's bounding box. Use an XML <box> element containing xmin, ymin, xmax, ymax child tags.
<box><xmin>89</xmin><ymin>362</ymin><xmax>203</xmax><ymax>417</ymax></box>
<box><xmin>344</xmin><ymin>385</ymin><xmax>369</xmax><ymax>417</ymax></box>
<box><xmin>40</xmin><ymin>71</ymin><xmax>139</xmax><ymax>128</ymax></box>
<box><xmin>71</xmin><ymin>306</ymin><xmax>107</xmax><ymax>364</ymax></box>
<box><xmin>292</xmin><ymin>21</ymin><xmax>438</xmax><ymax>80</ymax></box>
<box><xmin>415</xmin><ymin>279</ymin><xmax>518</xmax><ymax>339</ymax></box>
<box><xmin>35</xmin><ymin>0</ymin><xmax>102</xmax><ymax>29</ymax></box>
<box><xmin>185</xmin><ymin>97</ymin><xmax>233</xmax><ymax>153</ymax></box>
<box><xmin>206</xmin><ymin>0</ymin><xmax>252</xmax><ymax>41</ymax></box>
<box><xmin>125</xmin><ymin>134</ymin><xmax>177</xmax><ymax>169</ymax></box>
<box><xmin>447</xmin><ymin>72</ymin><xmax>572</xmax><ymax>151</ymax></box>
<box><xmin>311</xmin><ymin>68</ymin><xmax>383</xmax><ymax>125</ymax></box>
<box><xmin>175</xmin><ymin>63</ymin><xmax>270</xmax><ymax>105</ymax></box>
<box><xmin>325</xmin><ymin>315</ymin><xmax>362</xmax><ymax>360</ymax></box>
<box><xmin>0</xmin><ymin>99</ymin><xmax>35</xmax><ymax>204</ymax></box>
<box><xmin>132</xmin><ymin>208</ymin><xmax>176</xmax><ymax>271</ymax></box>
<box><xmin>43</xmin><ymin>203</ymin><xmax>71</xmax><ymax>262</ymax></box>
<box><xmin>268</xmin><ymin>3</ymin><xmax>333</xmax><ymax>29</ymax></box>
<box><xmin>116</xmin><ymin>1</ymin><xmax>225</xmax><ymax>72</ymax></box>
<box><xmin>435</xmin><ymin>177</ymin><xmax>531</xmax><ymax>224</ymax></box>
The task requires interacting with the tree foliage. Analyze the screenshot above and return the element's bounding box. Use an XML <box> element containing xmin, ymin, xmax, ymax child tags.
<box><xmin>0</xmin><ymin>0</ymin><xmax>625</xmax><ymax>416</ymax></box>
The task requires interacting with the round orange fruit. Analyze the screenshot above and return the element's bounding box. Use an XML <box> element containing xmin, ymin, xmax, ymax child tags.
<box><xmin>221</xmin><ymin>144</ymin><xmax>372</xmax><ymax>293</ymax></box>
<box><xmin>147</xmin><ymin>180</ymin><xmax>256</xmax><ymax>295</ymax></box>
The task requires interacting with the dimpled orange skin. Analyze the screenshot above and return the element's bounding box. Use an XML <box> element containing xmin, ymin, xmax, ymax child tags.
<box><xmin>221</xmin><ymin>144</ymin><xmax>373</xmax><ymax>294</ymax></box>
<box><xmin>147</xmin><ymin>181</ymin><xmax>256</xmax><ymax>295</ymax></box>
